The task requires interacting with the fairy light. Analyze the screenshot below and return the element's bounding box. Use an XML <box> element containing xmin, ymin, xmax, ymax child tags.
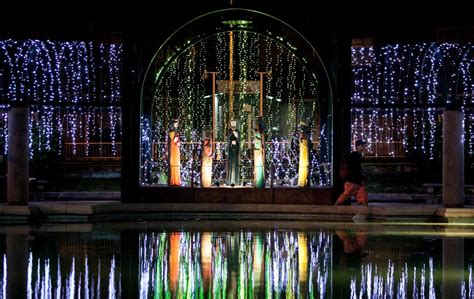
<box><xmin>237</xmin><ymin>31</ymin><xmax>250</xmax><ymax>157</ymax></box>
<box><xmin>264</xmin><ymin>39</ymin><xmax>275</xmax><ymax>141</ymax></box>
<box><xmin>88</xmin><ymin>42</ymin><xmax>97</xmax><ymax>102</ymax></box>
<box><xmin>459</xmin><ymin>45</ymin><xmax>474</xmax><ymax>155</ymax></box>
<box><xmin>1</xmin><ymin>40</ymin><xmax>123</xmax><ymax>159</ymax></box>
<box><xmin>197</xmin><ymin>40</ymin><xmax>208</xmax><ymax>133</ymax></box>
<box><xmin>143</xmin><ymin>31</ymin><xmax>322</xmax><ymax>186</ymax></box>
<box><xmin>0</xmin><ymin>40</ymin><xmax>17</xmax><ymax>101</ymax></box>
<box><xmin>140</xmin><ymin>116</ymin><xmax>152</xmax><ymax>184</ymax></box>
<box><xmin>110</xmin><ymin>44</ymin><xmax>122</xmax><ymax>103</ymax></box>
<box><xmin>0</xmin><ymin>106</ymin><xmax>8</xmax><ymax>155</ymax></box>
<box><xmin>7</xmin><ymin>39</ymin><xmax>474</xmax><ymax>183</ymax></box>
<box><xmin>55</xmin><ymin>107</ymin><xmax>63</xmax><ymax>156</ymax></box>
<box><xmin>420</xmin><ymin>45</ymin><xmax>441</xmax><ymax>159</ymax></box>
<box><xmin>351</xmin><ymin>43</ymin><xmax>474</xmax><ymax>159</ymax></box>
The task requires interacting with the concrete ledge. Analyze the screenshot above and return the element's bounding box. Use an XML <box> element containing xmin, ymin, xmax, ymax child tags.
<box><xmin>3</xmin><ymin>221</ymin><xmax>474</xmax><ymax>236</ymax></box>
<box><xmin>0</xmin><ymin>205</ymin><xmax>31</xmax><ymax>216</ymax></box>
<box><xmin>138</xmin><ymin>186</ymin><xmax>333</xmax><ymax>204</ymax></box>
<box><xmin>57</xmin><ymin>192</ymin><xmax>120</xmax><ymax>200</ymax></box>
<box><xmin>1</xmin><ymin>202</ymin><xmax>474</xmax><ymax>224</ymax></box>
<box><xmin>87</xmin><ymin>203</ymin><xmax>474</xmax><ymax>223</ymax></box>
<box><xmin>0</xmin><ymin>205</ymin><xmax>41</xmax><ymax>224</ymax></box>
<box><xmin>194</xmin><ymin>188</ymin><xmax>273</xmax><ymax>204</ymax></box>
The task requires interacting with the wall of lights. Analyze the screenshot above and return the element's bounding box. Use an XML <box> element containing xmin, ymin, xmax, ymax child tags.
<box><xmin>142</xmin><ymin>31</ymin><xmax>329</xmax><ymax>187</ymax></box>
<box><xmin>0</xmin><ymin>39</ymin><xmax>122</xmax><ymax>159</ymax></box>
<box><xmin>4</xmin><ymin>40</ymin><xmax>472</xmax><ymax>184</ymax></box>
<box><xmin>351</xmin><ymin>43</ymin><xmax>474</xmax><ymax>159</ymax></box>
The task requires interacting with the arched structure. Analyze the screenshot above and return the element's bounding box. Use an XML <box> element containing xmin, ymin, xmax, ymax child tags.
<box><xmin>137</xmin><ymin>8</ymin><xmax>334</xmax><ymax>203</ymax></box>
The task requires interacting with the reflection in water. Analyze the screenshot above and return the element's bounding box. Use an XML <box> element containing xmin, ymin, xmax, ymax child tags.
<box><xmin>1</xmin><ymin>228</ymin><xmax>474</xmax><ymax>298</ymax></box>
<box><xmin>462</xmin><ymin>265</ymin><xmax>474</xmax><ymax>298</ymax></box>
<box><xmin>308</xmin><ymin>232</ymin><xmax>332</xmax><ymax>298</ymax></box>
<box><xmin>137</xmin><ymin>231</ymin><xmax>474</xmax><ymax>299</ymax></box>
<box><xmin>212</xmin><ymin>233</ymin><xmax>228</xmax><ymax>298</ymax></box>
<box><xmin>22</xmin><ymin>254</ymin><xmax>119</xmax><ymax>298</ymax></box>
<box><xmin>238</xmin><ymin>232</ymin><xmax>253</xmax><ymax>298</ymax></box>
<box><xmin>0</xmin><ymin>237</ymin><xmax>120</xmax><ymax>298</ymax></box>
<box><xmin>266</xmin><ymin>231</ymin><xmax>300</xmax><ymax>297</ymax></box>
<box><xmin>140</xmin><ymin>232</ymin><xmax>205</xmax><ymax>298</ymax></box>
<box><xmin>1</xmin><ymin>254</ymin><xmax>5</xmax><ymax>298</ymax></box>
<box><xmin>349</xmin><ymin>258</ymin><xmax>441</xmax><ymax>298</ymax></box>
<box><xmin>177</xmin><ymin>232</ymin><xmax>203</xmax><ymax>297</ymax></box>
<box><xmin>139</xmin><ymin>230</ymin><xmax>332</xmax><ymax>298</ymax></box>
<box><xmin>139</xmin><ymin>233</ymin><xmax>170</xmax><ymax>298</ymax></box>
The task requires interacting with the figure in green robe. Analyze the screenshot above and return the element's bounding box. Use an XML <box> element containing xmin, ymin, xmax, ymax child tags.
<box><xmin>227</xmin><ymin>119</ymin><xmax>240</xmax><ymax>186</ymax></box>
<box><xmin>253</xmin><ymin>117</ymin><xmax>265</xmax><ymax>188</ymax></box>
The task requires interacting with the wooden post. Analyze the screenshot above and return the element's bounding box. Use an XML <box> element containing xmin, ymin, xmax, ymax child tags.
<box><xmin>256</xmin><ymin>70</ymin><xmax>271</xmax><ymax>117</ymax></box>
<box><xmin>205</xmin><ymin>71</ymin><xmax>219</xmax><ymax>148</ymax></box>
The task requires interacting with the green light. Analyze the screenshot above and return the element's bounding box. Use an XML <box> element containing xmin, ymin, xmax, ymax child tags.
<box><xmin>287</xmin><ymin>42</ymin><xmax>297</xmax><ymax>51</ymax></box>
<box><xmin>221</xmin><ymin>19</ymin><xmax>253</xmax><ymax>28</ymax></box>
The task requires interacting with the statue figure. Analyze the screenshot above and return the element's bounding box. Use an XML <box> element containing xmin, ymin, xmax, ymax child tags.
<box><xmin>201</xmin><ymin>129</ymin><xmax>213</xmax><ymax>187</ymax></box>
<box><xmin>168</xmin><ymin>119</ymin><xmax>181</xmax><ymax>186</ymax></box>
<box><xmin>253</xmin><ymin>117</ymin><xmax>265</xmax><ymax>188</ymax></box>
<box><xmin>297</xmin><ymin>120</ymin><xmax>310</xmax><ymax>187</ymax></box>
<box><xmin>227</xmin><ymin>119</ymin><xmax>240</xmax><ymax>186</ymax></box>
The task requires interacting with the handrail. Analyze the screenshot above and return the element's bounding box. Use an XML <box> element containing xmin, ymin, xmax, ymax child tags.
<box><xmin>63</xmin><ymin>142</ymin><xmax>122</xmax><ymax>160</ymax></box>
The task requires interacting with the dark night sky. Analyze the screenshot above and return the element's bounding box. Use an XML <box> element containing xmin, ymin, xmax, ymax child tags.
<box><xmin>0</xmin><ymin>0</ymin><xmax>472</xmax><ymax>42</ymax></box>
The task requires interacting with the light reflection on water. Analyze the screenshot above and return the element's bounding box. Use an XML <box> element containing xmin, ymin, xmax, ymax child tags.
<box><xmin>138</xmin><ymin>231</ymin><xmax>332</xmax><ymax>298</ymax></box>
<box><xmin>0</xmin><ymin>227</ymin><xmax>474</xmax><ymax>298</ymax></box>
<box><xmin>348</xmin><ymin>259</ymin><xmax>437</xmax><ymax>298</ymax></box>
<box><xmin>21</xmin><ymin>253</ymin><xmax>120</xmax><ymax>299</ymax></box>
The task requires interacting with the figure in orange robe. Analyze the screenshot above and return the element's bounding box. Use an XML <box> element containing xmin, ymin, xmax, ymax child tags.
<box><xmin>168</xmin><ymin>119</ymin><xmax>181</xmax><ymax>186</ymax></box>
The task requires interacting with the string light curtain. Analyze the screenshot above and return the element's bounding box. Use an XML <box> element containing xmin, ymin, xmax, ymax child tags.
<box><xmin>351</xmin><ymin>43</ymin><xmax>474</xmax><ymax>159</ymax></box>
<box><xmin>144</xmin><ymin>31</ymin><xmax>328</xmax><ymax>187</ymax></box>
<box><xmin>0</xmin><ymin>39</ymin><xmax>122</xmax><ymax>159</ymax></box>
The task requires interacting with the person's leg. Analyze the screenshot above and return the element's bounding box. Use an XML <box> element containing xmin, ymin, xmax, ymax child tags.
<box><xmin>335</xmin><ymin>182</ymin><xmax>359</xmax><ymax>205</ymax></box>
<box><xmin>355</xmin><ymin>185</ymin><xmax>368</xmax><ymax>205</ymax></box>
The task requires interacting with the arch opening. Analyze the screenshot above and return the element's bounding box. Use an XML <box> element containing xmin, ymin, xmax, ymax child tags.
<box><xmin>139</xmin><ymin>8</ymin><xmax>333</xmax><ymax>188</ymax></box>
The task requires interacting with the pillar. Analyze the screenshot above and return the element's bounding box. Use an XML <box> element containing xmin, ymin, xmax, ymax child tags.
<box><xmin>442</xmin><ymin>109</ymin><xmax>464</xmax><ymax>207</ymax></box>
<box><xmin>121</xmin><ymin>38</ymin><xmax>142</xmax><ymax>203</ymax></box>
<box><xmin>7</xmin><ymin>105</ymin><xmax>29</xmax><ymax>205</ymax></box>
<box><xmin>330</xmin><ymin>25</ymin><xmax>352</xmax><ymax>201</ymax></box>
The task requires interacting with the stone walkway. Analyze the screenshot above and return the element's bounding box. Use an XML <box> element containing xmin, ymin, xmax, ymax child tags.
<box><xmin>1</xmin><ymin>201</ymin><xmax>474</xmax><ymax>224</ymax></box>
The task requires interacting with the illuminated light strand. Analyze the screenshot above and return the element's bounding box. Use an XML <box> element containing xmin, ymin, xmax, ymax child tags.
<box><xmin>351</xmin><ymin>43</ymin><xmax>474</xmax><ymax>159</ymax></box>
<box><xmin>145</xmin><ymin>31</ymin><xmax>323</xmax><ymax>186</ymax></box>
<box><xmin>0</xmin><ymin>40</ymin><xmax>122</xmax><ymax>159</ymax></box>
